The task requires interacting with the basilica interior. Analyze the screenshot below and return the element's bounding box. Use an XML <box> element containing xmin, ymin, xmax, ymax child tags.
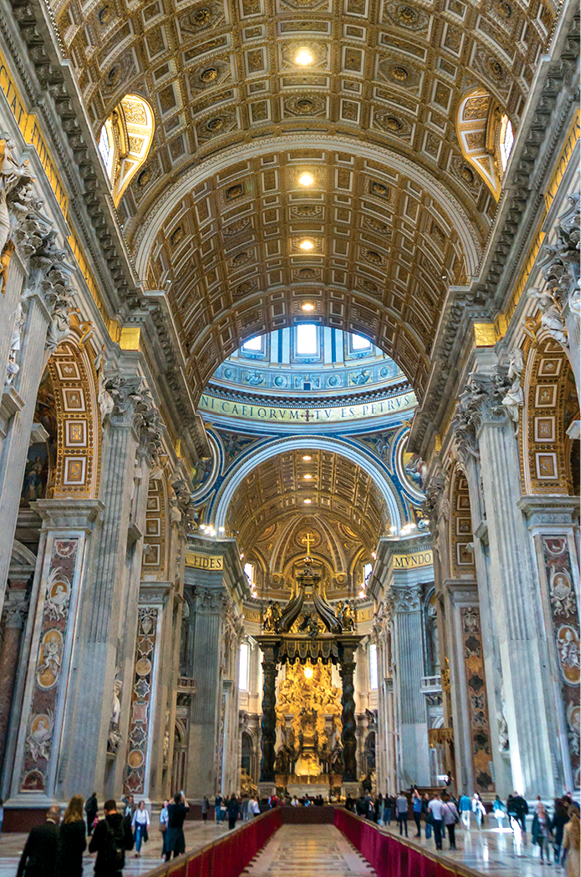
<box><xmin>0</xmin><ymin>0</ymin><xmax>578</xmax><ymax>873</ymax></box>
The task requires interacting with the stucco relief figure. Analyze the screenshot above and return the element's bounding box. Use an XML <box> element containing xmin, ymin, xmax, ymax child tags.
<box><xmin>0</xmin><ymin>137</ymin><xmax>35</xmax><ymax>257</ymax></box>
<box><xmin>95</xmin><ymin>348</ymin><xmax>115</xmax><ymax>423</ymax></box>
<box><xmin>4</xmin><ymin>300</ymin><xmax>24</xmax><ymax>387</ymax></box>
<box><xmin>501</xmin><ymin>349</ymin><xmax>524</xmax><ymax>423</ymax></box>
<box><xmin>107</xmin><ymin>677</ymin><xmax>123</xmax><ymax>754</ymax></box>
<box><xmin>44</xmin><ymin>577</ymin><xmax>70</xmax><ymax>621</ymax></box>
<box><xmin>558</xmin><ymin>626</ymin><xmax>581</xmax><ymax>684</ymax></box>
<box><xmin>528</xmin><ymin>288</ymin><xmax>568</xmax><ymax>347</ymax></box>
<box><xmin>26</xmin><ymin>710</ymin><xmax>54</xmax><ymax>762</ymax></box>
<box><xmin>37</xmin><ymin>629</ymin><xmax>63</xmax><ymax>689</ymax></box>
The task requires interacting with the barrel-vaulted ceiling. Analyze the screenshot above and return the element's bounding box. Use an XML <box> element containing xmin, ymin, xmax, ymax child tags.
<box><xmin>226</xmin><ymin>448</ymin><xmax>388</xmax><ymax>554</ymax></box>
<box><xmin>51</xmin><ymin>0</ymin><xmax>558</xmax><ymax>400</ymax></box>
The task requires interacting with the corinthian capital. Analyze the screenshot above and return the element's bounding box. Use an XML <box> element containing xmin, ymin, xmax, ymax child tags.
<box><xmin>539</xmin><ymin>193</ymin><xmax>580</xmax><ymax>309</ymax></box>
<box><xmin>453</xmin><ymin>369</ymin><xmax>510</xmax><ymax>458</ymax></box>
<box><xmin>387</xmin><ymin>585</ymin><xmax>422</xmax><ymax>613</ymax></box>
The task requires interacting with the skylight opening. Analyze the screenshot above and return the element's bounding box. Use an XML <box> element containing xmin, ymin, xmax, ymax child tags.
<box><xmin>352</xmin><ymin>334</ymin><xmax>372</xmax><ymax>351</ymax></box>
<box><xmin>242</xmin><ymin>336</ymin><xmax>263</xmax><ymax>352</ymax></box>
<box><xmin>296</xmin><ymin>324</ymin><xmax>318</xmax><ymax>355</ymax></box>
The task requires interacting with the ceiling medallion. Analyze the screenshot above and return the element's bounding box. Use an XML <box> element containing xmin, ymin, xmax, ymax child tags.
<box><xmin>170</xmin><ymin>226</ymin><xmax>184</xmax><ymax>246</ymax></box>
<box><xmin>233</xmin><ymin>251</ymin><xmax>251</xmax><ymax>265</ymax></box>
<box><xmin>370</xmin><ymin>181</ymin><xmax>389</xmax><ymax>198</ymax></box>
<box><xmin>107</xmin><ymin>66</ymin><xmax>119</xmax><ymax>85</ymax></box>
<box><xmin>137</xmin><ymin>169</ymin><xmax>151</xmax><ymax>187</ymax></box>
<box><xmin>488</xmin><ymin>58</ymin><xmax>504</xmax><ymax>79</ymax></box>
<box><xmin>298</xmin><ymin>267</ymin><xmax>317</xmax><ymax>278</ymax></box>
<box><xmin>366</xmin><ymin>250</ymin><xmax>382</xmax><ymax>264</ymax></box>
<box><xmin>398</xmin><ymin>5</ymin><xmax>418</xmax><ymax>24</ymax></box>
<box><xmin>296</xmin><ymin>98</ymin><xmax>315</xmax><ymax>113</ymax></box>
<box><xmin>223</xmin><ymin>218</ymin><xmax>250</xmax><ymax>236</ymax></box>
<box><xmin>498</xmin><ymin>1</ymin><xmax>512</xmax><ymax>17</ymax></box>
<box><xmin>190</xmin><ymin>7</ymin><xmax>211</xmax><ymax>26</ymax></box>
<box><xmin>207</xmin><ymin>117</ymin><xmax>224</xmax><ymax>131</ymax></box>
<box><xmin>461</xmin><ymin>166</ymin><xmax>475</xmax><ymax>183</ymax></box>
<box><xmin>234</xmin><ymin>281</ymin><xmax>253</xmax><ymax>297</ymax></box>
<box><xmin>390</xmin><ymin>66</ymin><xmax>409</xmax><ymax>82</ymax></box>
<box><xmin>384</xmin><ymin>116</ymin><xmax>403</xmax><ymax>132</ymax></box>
<box><xmin>226</xmin><ymin>183</ymin><xmax>244</xmax><ymax>200</ymax></box>
<box><xmin>200</xmin><ymin>67</ymin><xmax>218</xmax><ymax>83</ymax></box>
<box><xmin>298</xmin><ymin>171</ymin><xmax>315</xmax><ymax>187</ymax></box>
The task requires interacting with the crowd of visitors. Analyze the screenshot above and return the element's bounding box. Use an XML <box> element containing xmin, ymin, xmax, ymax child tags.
<box><xmin>347</xmin><ymin>785</ymin><xmax>580</xmax><ymax>871</ymax></box>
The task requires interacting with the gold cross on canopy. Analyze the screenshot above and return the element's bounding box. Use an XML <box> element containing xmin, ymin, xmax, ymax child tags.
<box><xmin>301</xmin><ymin>533</ymin><xmax>314</xmax><ymax>554</ymax></box>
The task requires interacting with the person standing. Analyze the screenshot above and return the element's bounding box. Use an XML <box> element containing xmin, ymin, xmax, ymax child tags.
<box><xmin>492</xmin><ymin>795</ymin><xmax>506</xmax><ymax>829</ymax></box>
<box><xmin>201</xmin><ymin>796</ymin><xmax>210</xmax><ymax>823</ymax></box>
<box><xmin>472</xmin><ymin>792</ymin><xmax>486</xmax><ymax>829</ymax></box>
<box><xmin>227</xmin><ymin>794</ymin><xmax>240</xmax><ymax>829</ymax></box>
<box><xmin>396</xmin><ymin>791</ymin><xmax>408</xmax><ymax>837</ymax></box>
<box><xmin>458</xmin><ymin>792</ymin><xmax>471</xmax><ymax>830</ymax></box>
<box><xmin>85</xmin><ymin>793</ymin><xmax>98</xmax><ymax>837</ymax></box>
<box><xmin>552</xmin><ymin>798</ymin><xmax>569</xmax><ymax>864</ymax></box>
<box><xmin>17</xmin><ymin>806</ymin><xmax>60</xmax><ymax>877</ymax></box>
<box><xmin>132</xmin><ymin>800</ymin><xmax>150</xmax><ymax>858</ymax></box>
<box><xmin>441</xmin><ymin>794</ymin><xmax>459</xmax><ymax>850</ymax></box>
<box><xmin>159</xmin><ymin>800</ymin><xmax>169</xmax><ymax>859</ymax></box>
<box><xmin>412</xmin><ymin>789</ymin><xmax>422</xmax><ymax>837</ymax></box>
<box><xmin>532</xmin><ymin>801</ymin><xmax>552</xmax><ymax>865</ymax></box>
<box><xmin>562</xmin><ymin>806</ymin><xmax>580</xmax><ymax>876</ymax></box>
<box><xmin>251</xmin><ymin>797</ymin><xmax>261</xmax><ymax>817</ymax></box>
<box><xmin>54</xmin><ymin>795</ymin><xmax>86</xmax><ymax>877</ymax></box>
<box><xmin>165</xmin><ymin>792</ymin><xmax>189</xmax><ymax>862</ymax></box>
<box><xmin>428</xmin><ymin>793</ymin><xmax>445</xmax><ymax>851</ymax></box>
<box><xmin>89</xmin><ymin>799</ymin><xmax>133</xmax><ymax>877</ymax></box>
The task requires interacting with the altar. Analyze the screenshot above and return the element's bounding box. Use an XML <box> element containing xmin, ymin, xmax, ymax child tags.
<box><xmin>255</xmin><ymin>548</ymin><xmax>361</xmax><ymax>797</ymax></box>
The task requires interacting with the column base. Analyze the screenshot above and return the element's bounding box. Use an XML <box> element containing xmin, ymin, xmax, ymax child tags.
<box><xmin>341</xmin><ymin>782</ymin><xmax>360</xmax><ymax>799</ymax></box>
<box><xmin>258</xmin><ymin>781</ymin><xmax>277</xmax><ymax>798</ymax></box>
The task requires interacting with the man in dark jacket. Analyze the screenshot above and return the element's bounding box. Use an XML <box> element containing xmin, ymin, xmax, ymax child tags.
<box><xmin>165</xmin><ymin>792</ymin><xmax>189</xmax><ymax>861</ymax></box>
<box><xmin>85</xmin><ymin>792</ymin><xmax>98</xmax><ymax>836</ymax></box>
<box><xmin>17</xmin><ymin>805</ymin><xmax>60</xmax><ymax>877</ymax></box>
<box><xmin>227</xmin><ymin>795</ymin><xmax>240</xmax><ymax>829</ymax></box>
<box><xmin>89</xmin><ymin>799</ymin><xmax>133</xmax><ymax>876</ymax></box>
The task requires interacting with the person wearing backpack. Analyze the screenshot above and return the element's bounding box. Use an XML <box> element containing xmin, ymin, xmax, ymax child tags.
<box><xmin>89</xmin><ymin>799</ymin><xmax>134</xmax><ymax>876</ymax></box>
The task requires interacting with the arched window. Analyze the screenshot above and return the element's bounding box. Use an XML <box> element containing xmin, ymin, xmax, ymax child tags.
<box><xmin>499</xmin><ymin>115</ymin><xmax>515</xmax><ymax>172</ymax></box>
<box><xmin>456</xmin><ymin>88</ymin><xmax>514</xmax><ymax>199</ymax></box>
<box><xmin>97</xmin><ymin>94</ymin><xmax>155</xmax><ymax>205</ymax></box>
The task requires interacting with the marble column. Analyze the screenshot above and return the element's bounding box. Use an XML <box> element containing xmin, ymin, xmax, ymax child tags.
<box><xmin>454</xmin><ymin>366</ymin><xmax>563</xmax><ymax>797</ymax></box>
<box><xmin>51</xmin><ymin>376</ymin><xmax>156</xmax><ymax>801</ymax></box>
<box><xmin>0</xmin><ymin>227</ymin><xmax>77</xmax><ymax>619</ymax></box>
<box><xmin>518</xmin><ymin>496</ymin><xmax>580</xmax><ymax>793</ymax></box>
<box><xmin>339</xmin><ymin>650</ymin><xmax>357</xmax><ymax>783</ymax></box>
<box><xmin>0</xmin><ymin>583</ymin><xmax>30</xmax><ymax>775</ymax></box>
<box><xmin>389</xmin><ymin>584</ymin><xmax>431</xmax><ymax>788</ymax></box>
<box><xmin>7</xmin><ymin>498</ymin><xmax>103</xmax><ymax>804</ymax></box>
<box><xmin>259</xmin><ymin>645</ymin><xmax>277</xmax><ymax>785</ymax></box>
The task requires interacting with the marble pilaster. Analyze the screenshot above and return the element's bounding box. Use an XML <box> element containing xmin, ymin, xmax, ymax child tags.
<box><xmin>455</xmin><ymin>364</ymin><xmax>564</xmax><ymax>797</ymax></box>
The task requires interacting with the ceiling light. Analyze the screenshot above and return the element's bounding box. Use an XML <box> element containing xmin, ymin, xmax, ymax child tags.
<box><xmin>372</xmin><ymin>551</ymin><xmax>376</xmax><ymax>559</ymax></box>
<box><xmin>302</xmin><ymin>455</ymin><xmax>312</xmax><ymax>461</ymax></box>
<box><xmin>240</xmin><ymin>553</ymin><xmax>244</xmax><ymax>559</ymax></box>
<box><xmin>303</xmin><ymin>666</ymin><xmax>314</xmax><ymax>680</ymax></box>
<box><xmin>299</xmin><ymin>239</ymin><xmax>314</xmax><ymax>251</ymax></box>
<box><xmin>298</xmin><ymin>171</ymin><xmax>315</xmax><ymax>187</ymax></box>
<box><xmin>304</xmin><ymin>498</ymin><xmax>312</xmax><ymax>504</ymax></box>
<box><xmin>301</xmin><ymin>302</ymin><xmax>315</xmax><ymax>312</ymax></box>
<box><xmin>295</xmin><ymin>47</ymin><xmax>314</xmax><ymax>66</ymax></box>
<box><xmin>304</xmin><ymin>474</ymin><xmax>313</xmax><ymax>480</ymax></box>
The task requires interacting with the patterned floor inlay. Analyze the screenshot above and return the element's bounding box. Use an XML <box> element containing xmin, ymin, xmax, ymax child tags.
<box><xmin>241</xmin><ymin>825</ymin><xmax>376</xmax><ymax>876</ymax></box>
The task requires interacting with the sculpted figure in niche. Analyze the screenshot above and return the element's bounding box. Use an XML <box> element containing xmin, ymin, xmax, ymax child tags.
<box><xmin>0</xmin><ymin>137</ymin><xmax>35</xmax><ymax>262</ymax></box>
<box><xmin>502</xmin><ymin>349</ymin><xmax>524</xmax><ymax>423</ymax></box>
<box><xmin>107</xmin><ymin>677</ymin><xmax>123</xmax><ymax>754</ymax></box>
<box><xmin>263</xmin><ymin>601</ymin><xmax>281</xmax><ymax>633</ymax></box>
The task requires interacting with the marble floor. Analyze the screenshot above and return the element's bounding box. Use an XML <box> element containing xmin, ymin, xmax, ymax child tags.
<box><xmin>379</xmin><ymin>819</ymin><xmax>564</xmax><ymax>876</ymax></box>
<box><xmin>0</xmin><ymin>817</ymin><xmax>567</xmax><ymax>876</ymax></box>
<box><xmin>0</xmin><ymin>818</ymin><xmax>233</xmax><ymax>876</ymax></box>
<box><xmin>241</xmin><ymin>825</ymin><xmax>376</xmax><ymax>876</ymax></box>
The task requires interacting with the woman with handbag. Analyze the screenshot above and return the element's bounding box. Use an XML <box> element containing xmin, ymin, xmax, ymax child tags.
<box><xmin>442</xmin><ymin>793</ymin><xmax>459</xmax><ymax>850</ymax></box>
<box><xmin>131</xmin><ymin>800</ymin><xmax>150</xmax><ymax>858</ymax></box>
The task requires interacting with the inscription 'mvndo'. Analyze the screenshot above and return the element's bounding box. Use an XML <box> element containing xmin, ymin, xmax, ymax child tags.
<box><xmin>393</xmin><ymin>550</ymin><xmax>433</xmax><ymax>569</ymax></box>
<box><xmin>185</xmin><ymin>552</ymin><xmax>224</xmax><ymax>571</ymax></box>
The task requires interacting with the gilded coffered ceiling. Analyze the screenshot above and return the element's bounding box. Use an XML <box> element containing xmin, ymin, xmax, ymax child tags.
<box><xmin>226</xmin><ymin>448</ymin><xmax>388</xmax><ymax>560</ymax></box>
<box><xmin>49</xmin><ymin>0</ymin><xmax>559</xmax><ymax>398</ymax></box>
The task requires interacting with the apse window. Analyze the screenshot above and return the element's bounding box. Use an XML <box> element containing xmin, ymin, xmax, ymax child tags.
<box><xmin>239</xmin><ymin>642</ymin><xmax>249</xmax><ymax>691</ymax></box>
<box><xmin>242</xmin><ymin>336</ymin><xmax>264</xmax><ymax>354</ymax></box>
<box><xmin>369</xmin><ymin>643</ymin><xmax>378</xmax><ymax>690</ymax></box>
<box><xmin>500</xmin><ymin>116</ymin><xmax>514</xmax><ymax>172</ymax></box>
<box><xmin>352</xmin><ymin>334</ymin><xmax>372</xmax><ymax>351</ymax></box>
<box><xmin>244</xmin><ymin>562</ymin><xmax>255</xmax><ymax>585</ymax></box>
<box><xmin>98</xmin><ymin>122</ymin><xmax>114</xmax><ymax>180</ymax></box>
<box><xmin>364</xmin><ymin>562</ymin><xmax>373</xmax><ymax>583</ymax></box>
<box><xmin>296</xmin><ymin>324</ymin><xmax>318</xmax><ymax>355</ymax></box>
